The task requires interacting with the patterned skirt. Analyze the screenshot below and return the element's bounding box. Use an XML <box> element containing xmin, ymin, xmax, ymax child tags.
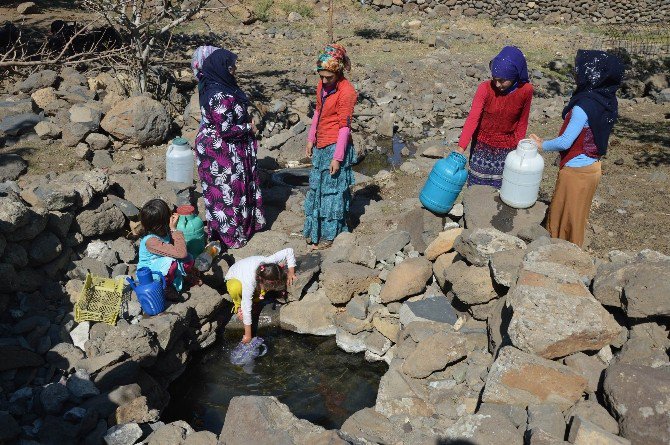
<box><xmin>467</xmin><ymin>140</ymin><xmax>514</xmax><ymax>189</ymax></box>
<box><xmin>303</xmin><ymin>143</ymin><xmax>356</xmax><ymax>244</ymax></box>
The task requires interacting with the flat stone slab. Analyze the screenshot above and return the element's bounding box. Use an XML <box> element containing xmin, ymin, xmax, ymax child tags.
<box><xmin>399</xmin><ymin>294</ymin><xmax>458</xmax><ymax>326</ymax></box>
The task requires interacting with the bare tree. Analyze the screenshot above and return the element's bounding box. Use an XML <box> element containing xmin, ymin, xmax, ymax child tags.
<box><xmin>81</xmin><ymin>0</ymin><xmax>210</xmax><ymax>93</ymax></box>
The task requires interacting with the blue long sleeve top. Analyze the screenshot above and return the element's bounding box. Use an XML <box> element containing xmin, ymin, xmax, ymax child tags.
<box><xmin>542</xmin><ymin>106</ymin><xmax>597</xmax><ymax>168</ymax></box>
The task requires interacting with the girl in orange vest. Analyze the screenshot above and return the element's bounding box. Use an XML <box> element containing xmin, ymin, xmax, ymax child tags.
<box><xmin>303</xmin><ymin>44</ymin><xmax>358</xmax><ymax>250</ymax></box>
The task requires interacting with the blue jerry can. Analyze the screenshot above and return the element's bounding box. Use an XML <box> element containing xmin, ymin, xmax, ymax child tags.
<box><xmin>419</xmin><ymin>151</ymin><xmax>468</xmax><ymax>214</ymax></box>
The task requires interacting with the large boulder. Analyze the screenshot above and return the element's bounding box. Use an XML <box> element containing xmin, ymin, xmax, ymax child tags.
<box><xmin>280</xmin><ymin>290</ymin><xmax>337</xmax><ymax>335</ymax></box>
<box><xmin>375</xmin><ymin>367</ymin><xmax>434</xmax><ymax>418</ymax></box>
<box><xmin>86</xmin><ymin>324</ymin><xmax>160</xmax><ymax>367</ymax></box>
<box><xmin>445</xmin><ymin>411</ymin><xmax>524</xmax><ymax>444</ymax></box>
<box><xmin>0</xmin><ymin>153</ymin><xmax>27</xmax><ymax>181</ymax></box>
<box><xmin>379</xmin><ymin>257</ymin><xmax>432</xmax><ymax>303</ymax></box>
<box><xmin>567</xmin><ymin>416</ymin><xmax>630</xmax><ymax>445</ymax></box>
<box><xmin>506</xmin><ymin>269</ymin><xmax>623</xmax><ymax>359</ymax></box>
<box><xmin>75</xmin><ymin>201</ymin><xmax>126</xmax><ymax>237</ymax></box>
<box><xmin>462</xmin><ymin>184</ymin><xmax>548</xmax><ymax>237</ymax></box>
<box><xmin>454</xmin><ymin>228</ymin><xmax>526</xmax><ymax>267</ymax></box>
<box><xmin>603</xmin><ymin>363</ymin><xmax>670</xmax><ymax>445</ymax></box>
<box><xmin>321</xmin><ymin>262</ymin><xmax>378</xmax><ymax>305</ymax></box>
<box><xmin>340</xmin><ymin>408</ymin><xmax>396</xmax><ymax>445</ymax></box>
<box><xmin>522</xmin><ymin>240</ymin><xmax>596</xmax><ymax>286</ymax></box>
<box><xmin>401</xmin><ymin>331</ymin><xmax>467</xmax><ymax>378</ymax></box>
<box><xmin>220</xmin><ymin>396</ymin><xmax>338</xmax><ymax>445</ymax></box>
<box><xmin>101</xmin><ymin>96</ymin><xmax>171</xmax><ymax>146</ymax></box>
<box><xmin>0</xmin><ymin>192</ymin><xmax>31</xmax><ymax>233</ymax></box>
<box><xmin>482</xmin><ymin>346</ymin><xmax>587</xmax><ymax>410</ymax></box>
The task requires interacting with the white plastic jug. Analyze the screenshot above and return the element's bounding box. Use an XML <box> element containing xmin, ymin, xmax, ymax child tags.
<box><xmin>166</xmin><ymin>137</ymin><xmax>194</xmax><ymax>185</ymax></box>
<box><xmin>500</xmin><ymin>138</ymin><xmax>545</xmax><ymax>209</ymax></box>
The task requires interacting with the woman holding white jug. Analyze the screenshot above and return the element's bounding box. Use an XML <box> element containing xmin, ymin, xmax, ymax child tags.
<box><xmin>530</xmin><ymin>50</ymin><xmax>624</xmax><ymax>247</ymax></box>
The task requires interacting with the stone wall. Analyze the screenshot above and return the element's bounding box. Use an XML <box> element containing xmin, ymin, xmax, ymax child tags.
<box><xmin>363</xmin><ymin>0</ymin><xmax>670</xmax><ymax>24</ymax></box>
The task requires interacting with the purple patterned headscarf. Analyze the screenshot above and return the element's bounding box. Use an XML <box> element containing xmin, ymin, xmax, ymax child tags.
<box><xmin>490</xmin><ymin>46</ymin><xmax>529</xmax><ymax>84</ymax></box>
<box><xmin>191</xmin><ymin>45</ymin><xmax>220</xmax><ymax>79</ymax></box>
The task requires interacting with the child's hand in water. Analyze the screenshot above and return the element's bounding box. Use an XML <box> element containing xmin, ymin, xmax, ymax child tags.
<box><xmin>241</xmin><ymin>333</ymin><xmax>252</xmax><ymax>344</ymax></box>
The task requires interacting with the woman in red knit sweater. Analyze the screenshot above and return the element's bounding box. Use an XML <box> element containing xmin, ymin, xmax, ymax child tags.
<box><xmin>303</xmin><ymin>44</ymin><xmax>358</xmax><ymax>250</ymax></box>
<box><xmin>456</xmin><ymin>46</ymin><xmax>533</xmax><ymax>188</ymax></box>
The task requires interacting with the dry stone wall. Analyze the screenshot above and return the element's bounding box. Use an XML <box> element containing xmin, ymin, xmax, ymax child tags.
<box><xmin>363</xmin><ymin>0</ymin><xmax>670</xmax><ymax>24</ymax></box>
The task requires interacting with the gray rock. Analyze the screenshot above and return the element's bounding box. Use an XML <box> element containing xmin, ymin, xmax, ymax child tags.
<box><xmin>17</xmin><ymin>69</ymin><xmax>58</xmax><ymax>93</ymax></box>
<box><xmin>0</xmin><ymin>411</ymin><xmax>21</xmax><ymax>442</ymax></box>
<box><xmin>46</xmin><ymin>342</ymin><xmax>85</xmax><ymax>370</ymax></box>
<box><xmin>0</xmin><ymin>192</ymin><xmax>30</xmax><ymax>233</ymax></box>
<box><xmin>321</xmin><ymin>262</ymin><xmax>378</xmax><ymax>304</ymax></box>
<box><xmin>75</xmin><ymin>201</ymin><xmax>126</xmax><ymax>237</ymax></box>
<box><xmin>280</xmin><ymin>290</ymin><xmax>336</xmax><ymax>336</ymax></box>
<box><xmin>29</xmin><ymin>231</ymin><xmax>63</xmax><ymax>264</ymax></box>
<box><xmin>373</xmin><ymin>230</ymin><xmax>411</xmax><ymax>261</ymax></box>
<box><xmin>454</xmin><ymin>227</ymin><xmax>526</xmax><ymax>267</ymax></box>
<box><xmin>92</xmin><ymin>150</ymin><xmax>114</xmax><ymax>169</ymax></box>
<box><xmin>70</xmin><ymin>103</ymin><xmax>102</xmax><ymax>131</ymax></box>
<box><xmin>527</xmin><ymin>404</ymin><xmax>566</xmax><ymax>440</ymax></box>
<box><xmin>379</xmin><ymin>257</ymin><xmax>432</xmax><ymax>303</ymax></box>
<box><xmin>40</xmin><ymin>382</ymin><xmax>70</xmax><ymax>414</ymax></box>
<box><xmin>62</xmin><ymin>122</ymin><xmax>91</xmax><ymax>147</ymax></box>
<box><xmin>603</xmin><ymin>363</ymin><xmax>670</xmax><ymax>445</ymax></box>
<box><xmin>375</xmin><ymin>366</ymin><xmax>433</xmax><ymax>418</ymax></box>
<box><xmin>220</xmin><ymin>396</ymin><xmax>327</xmax><ymax>445</ymax></box>
<box><xmin>108</xmin><ymin>195</ymin><xmax>140</xmax><ymax>219</ymax></box>
<box><xmin>622</xmin><ymin>261</ymin><xmax>670</xmax><ymax>318</ymax></box>
<box><xmin>523</xmin><ymin>240</ymin><xmax>596</xmax><ymax>286</ymax></box>
<box><xmin>67</xmin><ymin>369</ymin><xmax>100</xmax><ymax>399</ymax></box>
<box><xmin>340</xmin><ymin>408</ymin><xmax>396</xmax><ymax>445</ymax></box>
<box><xmin>0</xmin><ymin>154</ymin><xmax>27</xmax><ymax>181</ymax></box>
<box><xmin>0</xmin><ymin>342</ymin><xmax>44</xmax><ymax>371</ymax></box>
<box><xmin>47</xmin><ymin>211</ymin><xmax>74</xmax><ymax>239</ymax></box>
<box><xmin>144</xmin><ymin>420</ymin><xmax>194</xmax><ymax>445</ymax></box>
<box><xmin>401</xmin><ymin>331</ymin><xmax>467</xmax><ymax>378</ymax></box>
<box><xmin>5</xmin><ymin>206</ymin><xmax>47</xmax><ymax>242</ymax></box>
<box><xmin>103</xmin><ymin>422</ymin><xmax>143</xmax><ymax>445</ymax></box>
<box><xmin>566</xmin><ymin>399</ymin><xmax>619</xmax><ymax>435</ymax></box>
<box><xmin>489</xmin><ymin>248</ymin><xmax>525</xmax><ymax>287</ymax></box>
<box><xmin>507</xmin><ymin>268</ymin><xmax>623</xmax><ymax>359</ymax></box>
<box><xmin>446</xmin><ymin>412</ymin><xmax>524</xmax><ymax>444</ymax></box>
<box><xmin>336</xmin><ymin>328</ymin><xmax>369</xmax><ymax>353</ymax></box>
<box><xmin>70</xmin><ymin>321</ymin><xmax>90</xmax><ymax>350</ymax></box>
<box><xmin>445</xmin><ymin>261</ymin><xmax>499</xmax><ymax>305</ymax></box>
<box><xmin>364</xmin><ymin>329</ymin><xmax>392</xmax><ymax>356</ymax></box>
<box><xmin>86</xmin><ymin>133</ymin><xmax>111</xmax><ymax>150</ymax></box>
<box><xmin>568</xmin><ymin>416</ymin><xmax>630</xmax><ymax>445</ymax></box>
<box><xmin>101</xmin><ymin>96</ymin><xmax>171</xmax><ymax>146</ymax></box>
<box><xmin>346</xmin><ymin>294</ymin><xmax>369</xmax><ymax>320</ymax></box>
<box><xmin>4</xmin><ymin>242</ymin><xmax>28</xmax><ymax>267</ymax></box>
<box><xmin>463</xmin><ymin>185</ymin><xmax>548</xmax><ymax>237</ymax></box>
<box><xmin>482</xmin><ymin>347</ymin><xmax>587</xmax><ymax>410</ymax></box>
<box><xmin>335</xmin><ymin>311</ymin><xmax>372</xmax><ymax>335</ymax></box>
<box><xmin>398</xmin><ymin>294</ymin><xmax>458</xmax><ymax>326</ymax></box>
<box><xmin>563</xmin><ymin>352</ymin><xmax>607</xmax><ymax>393</ymax></box>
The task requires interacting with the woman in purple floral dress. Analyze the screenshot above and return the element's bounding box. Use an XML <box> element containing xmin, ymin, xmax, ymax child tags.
<box><xmin>194</xmin><ymin>48</ymin><xmax>265</xmax><ymax>249</ymax></box>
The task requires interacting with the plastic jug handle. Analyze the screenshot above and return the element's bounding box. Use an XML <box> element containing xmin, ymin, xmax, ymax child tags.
<box><xmin>126</xmin><ymin>276</ymin><xmax>136</xmax><ymax>290</ymax></box>
<box><xmin>152</xmin><ymin>272</ymin><xmax>167</xmax><ymax>289</ymax></box>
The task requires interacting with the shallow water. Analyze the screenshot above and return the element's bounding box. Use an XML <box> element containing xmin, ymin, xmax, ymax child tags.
<box><xmin>163</xmin><ymin>328</ymin><xmax>387</xmax><ymax>433</ymax></box>
<box><xmin>354</xmin><ymin>133</ymin><xmax>413</xmax><ymax>176</ymax></box>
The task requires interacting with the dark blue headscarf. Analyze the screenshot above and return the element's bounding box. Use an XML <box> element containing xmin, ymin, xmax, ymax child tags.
<box><xmin>490</xmin><ymin>46</ymin><xmax>529</xmax><ymax>89</ymax></box>
<box><xmin>199</xmin><ymin>48</ymin><xmax>249</xmax><ymax>110</ymax></box>
<box><xmin>563</xmin><ymin>50</ymin><xmax>624</xmax><ymax>155</ymax></box>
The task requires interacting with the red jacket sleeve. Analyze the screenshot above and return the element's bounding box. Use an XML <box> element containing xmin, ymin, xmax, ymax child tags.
<box><xmin>514</xmin><ymin>84</ymin><xmax>533</xmax><ymax>143</ymax></box>
<box><xmin>336</xmin><ymin>85</ymin><xmax>357</xmax><ymax>129</ymax></box>
<box><xmin>458</xmin><ymin>82</ymin><xmax>489</xmax><ymax>150</ymax></box>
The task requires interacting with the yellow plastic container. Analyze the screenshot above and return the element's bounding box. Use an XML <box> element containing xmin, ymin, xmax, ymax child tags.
<box><xmin>75</xmin><ymin>273</ymin><xmax>127</xmax><ymax>326</ymax></box>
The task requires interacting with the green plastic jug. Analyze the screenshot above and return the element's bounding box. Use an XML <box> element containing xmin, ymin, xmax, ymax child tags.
<box><xmin>176</xmin><ymin>205</ymin><xmax>206</xmax><ymax>257</ymax></box>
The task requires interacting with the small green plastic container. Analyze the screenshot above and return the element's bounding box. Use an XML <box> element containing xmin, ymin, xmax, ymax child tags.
<box><xmin>176</xmin><ymin>205</ymin><xmax>206</xmax><ymax>257</ymax></box>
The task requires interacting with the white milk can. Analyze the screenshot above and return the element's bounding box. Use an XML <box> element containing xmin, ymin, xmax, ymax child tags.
<box><xmin>166</xmin><ymin>137</ymin><xmax>194</xmax><ymax>184</ymax></box>
<box><xmin>500</xmin><ymin>138</ymin><xmax>545</xmax><ymax>209</ymax></box>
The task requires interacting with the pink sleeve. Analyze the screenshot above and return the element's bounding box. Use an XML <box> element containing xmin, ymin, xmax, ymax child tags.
<box><xmin>458</xmin><ymin>83</ymin><xmax>488</xmax><ymax>150</ymax></box>
<box><xmin>333</xmin><ymin>126</ymin><xmax>350</xmax><ymax>162</ymax></box>
<box><xmin>307</xmin><ymin>110</ymin><xmax>319</xmax><ymax>144</ymax></box>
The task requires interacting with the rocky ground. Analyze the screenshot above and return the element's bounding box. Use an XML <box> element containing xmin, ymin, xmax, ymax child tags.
<box><xmin>0</xmin><ymin>1</ymin><xmax>669</xmax><ymax>445</ymax></box>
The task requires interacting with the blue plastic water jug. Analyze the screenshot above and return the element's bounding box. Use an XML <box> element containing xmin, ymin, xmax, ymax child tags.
<box><xmin>419</xmin><ymin>151</ymin><xmax>468</xmax><ymax>214</ymax></box>
<box><xmin>126</xmin><ymin>267</ymin><xmax>166</xmax><ymax>316</ymax></box>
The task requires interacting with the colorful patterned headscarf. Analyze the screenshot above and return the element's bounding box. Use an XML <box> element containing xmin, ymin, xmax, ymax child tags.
<box><xmin>316</xmin><ymin>43</ymin><xmax>351</xmax><ymax>74</ymax></box>
<box><xmin>191</xmin><ymin>45</ymin><xmax>220</xmax><ymax>79</ymax></box>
